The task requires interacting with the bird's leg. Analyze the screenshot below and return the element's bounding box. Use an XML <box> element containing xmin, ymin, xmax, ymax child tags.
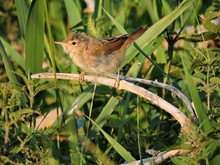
<box><xmin>114</xmin><ymin>69</ymin><xmax>121</xmax><ymax>89</ymax></box>
<box><xmin>104</xmin><ymin>71</ymin><xmax>121</xmax><ymax>89</ymax></box>
<box><xmin>79</xmin><ymin>71</ymin><xmax>86</xmax><ymax>82</ymax></box>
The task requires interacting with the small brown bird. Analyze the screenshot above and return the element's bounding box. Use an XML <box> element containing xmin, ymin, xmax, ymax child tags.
<box><xmin>55</xmin><ymin>27</ymin><xmax>146</xmax><ymax>79</ymax></box>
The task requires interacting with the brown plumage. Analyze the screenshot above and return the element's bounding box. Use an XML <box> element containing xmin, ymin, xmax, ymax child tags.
<box><xmin>55</xmin><ymin>27</ymin><xmax>147</xmax><ymax>74</ymax></box>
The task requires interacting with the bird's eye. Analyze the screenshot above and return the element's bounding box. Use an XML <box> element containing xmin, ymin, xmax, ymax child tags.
<box><xmin>72</xmin><ymin>41</ymin><xmax>77</xmax><ymax>45</ymax></box>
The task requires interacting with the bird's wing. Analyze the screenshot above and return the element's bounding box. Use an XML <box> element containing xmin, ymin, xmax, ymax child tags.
<box><xmin>88</xmin><ymin>34</ymin><xmax>128</xmax><ymax>56</ymax></box>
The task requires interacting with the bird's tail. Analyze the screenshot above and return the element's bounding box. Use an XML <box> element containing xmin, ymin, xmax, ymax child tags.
<box><xmin>122</xmin><ymin>26</ymin><xmax>147</xmax><ymax>49</ymax></box>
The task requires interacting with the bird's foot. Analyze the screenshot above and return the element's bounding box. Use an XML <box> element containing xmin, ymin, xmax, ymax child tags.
<box><xmin>79</xmin><ymin>72</ymin><xmax>86</xmax><ymax>82</ymax></box>
<box><xmin>104</xmin><ymin>71</ymin><xmax>121</xmax><ymax>89</ymax></box>
<box><xmin>114</xmin><ymin>75</ymin><xmax>121</xmax><ymax>89</ymax></box>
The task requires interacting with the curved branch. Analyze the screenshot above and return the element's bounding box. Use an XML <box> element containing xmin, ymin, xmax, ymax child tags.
<box><xmin>121</xmin><ymin>149</ymin><xmax>190</xmax><ymax>165</ymax></box>
<box><xmin>106</xmin><ymin>73</ymin><xmax>198</xmax><ymax>124</ymax></box>
<box><xmin>31</xmin><ymin>73</ymin><xmax>192</xmax><ymax>133</ymax></box>
<box><xmin>123</xmin><ymin>76</ymin><xmax>198</xmax><ymax>123</ymax></box>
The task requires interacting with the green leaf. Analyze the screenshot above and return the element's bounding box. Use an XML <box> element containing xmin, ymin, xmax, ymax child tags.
<box><xmin>208</xmin><ymin>140</ymin><xmax>220</xmax><ymax>164</ymax></box>
<box><xmin>0</xmin><ymin>37</ymin><xmax>25</xmax><ymax>70</ymax></box>
<box><xmin>126</xmin><ymin>0</ymin><xmax>196</xmax><ymax>61</ymax></box>
<box><xmin>161</xmin><ymin>0</ymin><xmax>172</xmax><ymax>16</ymax></box>
<box><xmin>193</xmin><ymin>72</ymin><xmax>206</xmax><ymax>80</ymax></box>
<box><xmin>146</xmin><ymin>0</ymin><xmax>159</xmax><ymax>22</ymax></box>
<box><xmin>10</xmin><ymin>108</ymin><xmax>38</xmax><ymax>118</ymax></box>
<box><xmin>182</xmin><ymin>32</ymin><xmax>218</xmax><ymax>42</ymax></box>
<box><xmin>0</xmin><ymin>39</ymin><xmax>18</xmax><ymax>83</ymax></box>
<box><xmin>156</xmin><ymin>45</ymin><xmax>167</xmax><ymax>64</ymax></box>
<box><xmin>64</xmin><ymin>0</ymin><xmax>82</xmax><ymax>27</ymax></box>
<box><xmin>44</xmin><ymin>1</ymin><xmax>57</xmax><ymax>84</ymax></box>
<box><xmin>21</xmin><ymin>123</ymin><xmax>32</xmax><ymax>135</ymax></box>
<box><xmin>14</xmin><ymin>0</ymin><xmax>29</xmax><ymax>37</ymax></box>
<box><xmin>25</xmin><ymin>0</ymin><xmax>45</xmax><ymax>74</ymax></box>
<box><xmin>102</xmin><ymin>7</ymin><xmax>127</xmax><ymax>34</ymax></box>
<box><xmin>210</xmin><ymin>77</ymin><xmax>220</xmax><ymax>85</ymax></box>
<box><xmin>181</xmin><ymin>55</ymin><xmax>212</xmax><ymax>132</ymax></box>
<box><xmin>94</xmin><ymin>0</ymin><xmax>103</xmax><ymax>21</ymax></box>
<box><xmin>64</xmin><ymin>86</ymin><xmax>94</xmax><ymax>116</ymax></box>
<box><xmin>203</xmin><ymin>11</ymin><xmax>220</xmax><ymax>33</ymax></box>
<box><xmin>88</xmin><ymin>115</ymin><xmax>136</xmax><ymax>162</ymax></box>
<box><xmin>203</xmin><ymin>20</ymin><xmax>220</xmax><ymax>34</ymax></box>
<box><xmin>91</xmin><ymin>97</ymin><xmax>119</xmax><ymax>132</ymax></box>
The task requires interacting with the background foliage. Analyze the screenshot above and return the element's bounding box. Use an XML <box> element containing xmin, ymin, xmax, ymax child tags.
<box><xmin>0</xmin><ymin>0</ymin><xmax>219</xmax><ymax>164</ymax></box>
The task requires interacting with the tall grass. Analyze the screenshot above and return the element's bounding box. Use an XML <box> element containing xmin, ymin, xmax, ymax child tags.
<box><xmin>0</xmin><ymin>0</ymin><xmax>219</xmax><ymax>164</ymax></box>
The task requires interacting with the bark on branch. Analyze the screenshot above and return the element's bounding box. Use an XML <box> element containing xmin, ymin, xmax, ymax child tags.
<box><xmin>31</xmin><ymin>73</ymin><xmax>192</xmax><ymax>133</ymax></box>
<box><xmin>121</xmin><ymin>149</ymin><xmax>190</xmax><ymax>165</ymax></box>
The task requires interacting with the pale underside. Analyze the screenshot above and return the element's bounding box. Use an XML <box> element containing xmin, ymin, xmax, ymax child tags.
<box><xmin>70</xmin><ymin>49</ymin><xmax>126</xmax><ymax>74</ymax></box>
<box><xmin>69</xmin><ymin>35</ymin><xmax>127</xmax><ymax>74</ymax></box>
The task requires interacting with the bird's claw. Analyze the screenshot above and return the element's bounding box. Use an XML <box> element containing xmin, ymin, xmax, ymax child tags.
<box><xmin>79</xmin><ymin>72</ymin><xmax>86</xmax><ymax>82</ymax></box>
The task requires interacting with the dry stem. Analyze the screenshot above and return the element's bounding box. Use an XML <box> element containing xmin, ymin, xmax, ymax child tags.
<box><xmin>31</xmin><ymin>73</ymin><xmax>192</xmax><ymax>133</ymax></box>
<box><xmin>121</xmin><ymin>149</ymin><xmax>190</xmax><ymax>165</ymax></box>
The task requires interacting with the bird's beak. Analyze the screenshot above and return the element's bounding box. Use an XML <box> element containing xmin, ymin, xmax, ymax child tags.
<box><xmin>55</xmin><ymin>41</ymin><xmax>70</xmax><ymax>54</ymax></box>
<box><xmin>54</xmin><ymin>41</ymin><xmax>64</xmax><ymax>45</ymax></box>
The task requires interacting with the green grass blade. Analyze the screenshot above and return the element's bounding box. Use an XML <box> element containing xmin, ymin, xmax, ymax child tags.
<box><xmin>117</xmin><ymin>56</ymin><xmax>145</xmax><ymax>140</ymax></box>
<box><xmin>44</xmin><ymin>1</ymin><xmax>56</xmax><ymax>77</ymax></box>
<box><xmin>161</xmin><ymin>0</ymin><xmax>172</xmax><ymax>16</ymax></box>
<box><xmin>126</xmin><ymin>0</ymin><xmax>195</xmax><ymax>59</ymax></box>
<box><xmin>65</xmin><ymin>86</ymin><xmax>94</xmax><ymax>116</ymax></box>
<box><xmin>102</xmin><ymin>7</ymin><xmax>127</xmax><ymax>34</ymax></box>
<box><xmin>0</xmin><ymin>39</ymin><xmax>18</xmax><ymax>83</ymax></box>
<box><xmin>14</xmin><ymin>0</ymin><xmax>29</xmax><ymax>37</ymax></box>
<box><xmin>146</xmin><ymin>0</ymin><xmax>159</xmax><ymax>22</ymax></box>
<box><xmin>117</xmin><ymin>93</ymin><xmax>131</xmax><ymax>142</ymax></box>
<box><xmin>0</xmin><ymin>37</ymin><xmax>25</xmax><ymax>70</ymax></box>
<box><xmin>181</xmin><ymin>56</ymin><xmax>212</xmax><ymax>132</ymax></box>
<box><xmin>64</xmin><ymin>0</ymin><xmax>82</xmax><ymax>27</ymax></box>
<box><xmin>91</xmin><ymin>96</ymin><xmax>119</xmax><ymax>132</ymax></box>
<box><xmin>94</xmin><ymin>0</ymin><xmax>103</xmax><ymax>21</ymax></box>
<box><xmin>25</xmin><ymin>0</ymin><xmax>45</xmax><ymax>74</ymax></box>
<box><xmin>87</xmin><ymin>115</ymin><xmax>136</xmax><ymax>162</ymax></box>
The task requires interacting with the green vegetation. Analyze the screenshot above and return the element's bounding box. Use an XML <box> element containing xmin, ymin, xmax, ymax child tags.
<box><xmin>0</xmin><ymin>0</ymin><xmax>219</xmax><ymax>164</ymax></box>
